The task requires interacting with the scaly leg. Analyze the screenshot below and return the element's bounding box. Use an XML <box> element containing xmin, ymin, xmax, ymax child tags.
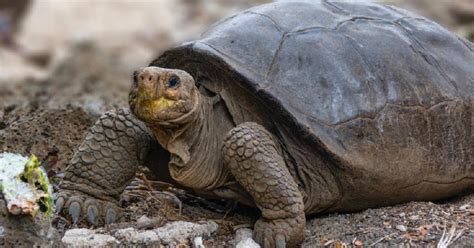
<box><xmin>223</xmin><ymin>122</ymin><xmax>305</xmax><ymax>248</ymax></box>
<box><xmin>56</xmin><ymin>108</ymin><xmax>155</xmax><ymax>225</ymax></box>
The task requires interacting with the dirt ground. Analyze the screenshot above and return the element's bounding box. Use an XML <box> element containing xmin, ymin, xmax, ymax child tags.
<box><xmin>0</xmin><ymin>0</ymin><xmax>473</xmax><ymax>247</ymax></box>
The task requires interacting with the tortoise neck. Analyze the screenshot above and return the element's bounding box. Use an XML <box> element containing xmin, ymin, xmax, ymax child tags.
<box><xmin>147</xmin><ymin>96</ymin><xmax>231</xmax><ymax>190</ymax></box>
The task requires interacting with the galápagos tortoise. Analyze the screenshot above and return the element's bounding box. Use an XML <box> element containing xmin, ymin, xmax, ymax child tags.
<box><xmin>56</xmin><ymin>1</ymin><xmax>474</xmax><ymax>247</ymax></box>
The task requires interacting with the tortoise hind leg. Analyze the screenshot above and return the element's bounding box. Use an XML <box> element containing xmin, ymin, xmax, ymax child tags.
<box><xmin>223</xmin><ymin>122</ymin><xmax>305</xmax><ymax>248</ymax></box>
<box><xmin>56</xmin><ymin>108</ymin><xmax>155</xmax><ymax>226</ymax></box>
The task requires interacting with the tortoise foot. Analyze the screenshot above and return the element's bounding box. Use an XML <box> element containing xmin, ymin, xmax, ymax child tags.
<box><xmin>254</xmin><ymin>213</ymin><xmax>305</xmax><ymax>248</ymax></box>
<box><xmin>55</xmin><ymin>190</ymin><xmax>121</xmax><ymax>226</ymax></box>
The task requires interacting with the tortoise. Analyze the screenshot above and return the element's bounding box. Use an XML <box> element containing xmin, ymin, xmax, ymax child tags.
<box><xmin>56</xmin><ymin>1</ymin><xmax>474</xmax><ymax>247</ymax></box>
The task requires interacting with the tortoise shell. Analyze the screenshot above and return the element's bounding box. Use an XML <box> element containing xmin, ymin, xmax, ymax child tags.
<box><xmin>152</xmin><ymin>1</ymin><xmax>473</xmax><ymax>211</ymax></box>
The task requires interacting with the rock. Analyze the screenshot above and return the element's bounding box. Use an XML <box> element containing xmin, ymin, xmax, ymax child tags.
<box><xmin>193</xmin><ymin>236</ymin><xmax>204</xmax><ymax>248</ymax></box>
<box><xmin>136</xmin><ymin>215</ymin><xmax>159</xmax><ymax>229</ymax></box>
<box><xmin>408</xmin><ymin>215</ymin><xmax>419</xmax><ymax>221</ymax></box>
<box><xmin>234</xmin><ymin>228</ymin><xmax>260</xmax><ymax>248</ymax></box>
<box><xmin>0</xmin><ymin>153</ymin><xmax>59</xmax><ymax>247</ymax></box>
<box><xmin>0</xmin><ymin>154</ymin><xmax>53</xmax><ymax>216</ymax></box>
<box><xmin>154</xmin><ymin>221</ymin><xmax>217</xmax><ymax>245</ymax></box>
<box><xmin>62</xmin><ymin>229</ymin><xmax>119</xmax><ymax>247</ymax></box>
<box><xmin>117</xmin><ymin>221</ymin><xmax>217</xmax><ymax>246</ymax></box>
<box><xmin>1</xmin><ymin>213</ymin><xmax>60</xmax><ymax>247</ymax></box>
<box><xmin>114</xmin><ymin>228</ymin><xmax>158</xmax><ymax>245</ymax></box>
<box><xmin>459</xmin><ymin>204</ymin><xmax>470</xmax><ymax>211</ymax></box>
<box><xmin>237</xmin><ymin>237</ymin><xmax>261</xmax><ymax>248</ymax></box>
<box><xmin>396</xmin><ymin>225</ymin><xmax>407</xmax><ymax>232</ymax></box>
<box><xmin>105</xmin><ymin>221</ymin><xmax>218</xmax><ymax>246</ymax></box>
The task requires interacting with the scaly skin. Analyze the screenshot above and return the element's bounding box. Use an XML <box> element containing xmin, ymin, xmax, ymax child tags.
<box><xmin>58</xmin><ymin>67</ymin><xmax>307</xmax><ymax>247</ymax></box>
<box><xmin>223</xmin><ymin>122</ymin><xmax>305</xmax><ymax>247</ymax></box>
<box><xmin>56</xmin><ymin>108</ymin><xmax>154</xmax><ymax>225</ymax></box>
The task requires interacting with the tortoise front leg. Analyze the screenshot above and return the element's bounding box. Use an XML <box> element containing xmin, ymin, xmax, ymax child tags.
<box><xmin>223</xmin><ymin>122</ymin><xmax>305</xmax><ymax>248</ymax></box>
<box><xmin>56</xmin><ymin>108</ymin><xmax>155</xmax><ymax>225</ymax></box>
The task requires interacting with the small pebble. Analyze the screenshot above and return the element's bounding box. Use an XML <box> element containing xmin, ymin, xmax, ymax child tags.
<box><xmin>354</xmin><ymin>239</ymin><xmax>363</xmax><ymax>247</ymax></box>
<box><xmin>194</xmin><ymin>236</ymin><xmax>204</xmax><ymax>248</ymax></box>
<box><xmin>459</xmin><ymin>204</ymin><xmax>470</xmax><ymax>211</ymax></box>
<box><xmin>234</xmin><ymin>228</ymin><xmax>260</xmax><ymax>248</ymax></box>
<box><xmin>408</xmin><ymin>215</ymin><xmax>419</xmax><ymax>221</ymax></box>
<box><xmin>136</xmin><ymin>215</ymin><xmax>161</xmax><ymax>229</ymax></box>
<box><xmin>396</xmin><ymin>225</ymin><xmax>407</xmax><ymax>232</ymax></box>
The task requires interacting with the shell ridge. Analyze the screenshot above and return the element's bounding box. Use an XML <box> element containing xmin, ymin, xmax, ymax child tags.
<box><xmin>334</xmin><ymin>16</ymin><xmax>394</xmax><ymax>30</ymax></box>
<box><xmin>289</xmin><ymin>26</ymin><xmax>331</xmax><ymax>36</ymax></box>
<box><xmin>201</xmin><ymin>14</ymin><xmax>240</xmax><ymax>38</ymax></box>
<box><xmin>264</xmin><ymin>33</ymin><xmax>288</xmax><ymax>87</ymax></box>
<box><xmin>196</xmin><ymin>41</ymin><xmax>264</xmax><ymax>85</ymax></box>
<box><xmin>290</xmin><ymin>16</ymin><xmax>412</xmax><ymax>35</ymax></box>
<box><xmin>245</xmin><ymin>10</ymin><xmax>285</xmax><ymax>33</ymax></box>
<box><xmin>457</xmin><ymin>37</ymin><xmax>474</xmax><ymax>52</ymax></box>
<box><xmin>322</xmin><ymin>0</ymin><xmax>350</xmax><ymax>16</ymax></box>
<box><xmin>330</xmin><ymin>99</ymin><xmax>459</xmax><ymax>128</ymax></box>
<box><xmin>340</xmin><ymin>21</ymin><xmax>424</xmax><ymax>108</ymax></box>
<box><xmin>383</xmin><ymin>4</ymin><xmax>418</xmax><ymax>18</ymax></box>
<box><xmin>399</xmin><ymin>177</ymin><xmax>474</xmax><ymax>191</ymax></box>
<box><xmin>394</xmin><ymin>20</ymin><xmax>459</xmax><ymax>93</ymax></box>
<box><xmin>340</xmin><ymin>32</ymin><xmax>387</xmax><ymax>116</ymax></box>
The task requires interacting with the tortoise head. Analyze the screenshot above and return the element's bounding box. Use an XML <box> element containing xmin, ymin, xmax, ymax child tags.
<box><xmin>129</xmin><ymin>66</ymin><xmax>199</xmax><ymax>124</ymax></box>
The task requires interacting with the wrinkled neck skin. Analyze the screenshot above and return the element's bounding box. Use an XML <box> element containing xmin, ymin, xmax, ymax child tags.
<box><xmin>146</xmin><ymin>94</ymin><xmax>231</xmax><ymax>191</ymax></box>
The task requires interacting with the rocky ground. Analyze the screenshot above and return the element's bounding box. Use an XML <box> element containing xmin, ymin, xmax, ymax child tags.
<box><xmin>0</xmin><ymin>0</ymin><xmax>473</xmax><ymax>247</ymax></box>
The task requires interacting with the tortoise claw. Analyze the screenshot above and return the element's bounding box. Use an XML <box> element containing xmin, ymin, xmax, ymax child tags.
<box><xmin>55</xmin><ymin>196</ymin><xmax>65</xmax><ymax>213</ymax></box>
<box><xmin>86</xmin><ymin>205</ymin><xmax>99</xmax><ymax>226</ymax></box>
<box><xmin>69</xmin><ymin>202</ymin><xmax>81</xmax><ymax>224</ymax></box>
<box><xmin>275</xmin><ymin>234</ymin><xmax>286</xmax><ymax>248</ymax></box>
<box><xmin>105</xmin><ymin>207</ymin><xmax>118</xmax><ymax>225</ymax></box>
<box><xmin>55</xmin><ymin>190</ymin><xmax>121</xmax><ymax>226</ymax></box>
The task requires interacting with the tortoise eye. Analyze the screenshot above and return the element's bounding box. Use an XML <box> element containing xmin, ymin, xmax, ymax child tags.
<box><xmin>168</xmin><ymin>76</ymin><xmax>180</xmax><ymax>88</ymax></box>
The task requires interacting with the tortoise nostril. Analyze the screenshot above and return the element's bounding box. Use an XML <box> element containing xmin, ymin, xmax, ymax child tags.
<box><xmin>136</xmin><ymin>69</ymin><xmax>159</xmax><ymax>87</ymax></box>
